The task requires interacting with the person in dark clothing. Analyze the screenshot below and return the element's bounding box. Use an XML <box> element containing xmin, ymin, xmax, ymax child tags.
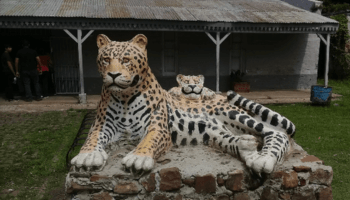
<box><xmin>15</xmin><ymin>40</ymin><xmax>43</xmax><ymax>102</ymax></box>
<box><xmin>16</xmin><ymin>74</ymin><xmax>25</xmax><ymax>99</ymax></box>
<box><xmin>1</xmin><ymin>44</ymin><xmax>17</xmax><ymax>101</ymax></box>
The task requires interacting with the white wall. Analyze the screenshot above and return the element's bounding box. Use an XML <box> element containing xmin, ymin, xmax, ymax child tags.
<box><xmin>244</xmin><ymin>33</ymin><xmax>320</xmax><ymax>90</ymax></box>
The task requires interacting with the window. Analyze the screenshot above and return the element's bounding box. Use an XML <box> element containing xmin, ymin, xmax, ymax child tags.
<box><xmin>162</xmin><ymin>32</ymin><xmax>178</xmax><ymax>76</ymax></box>
<box><xmin>230</xmin><ymin>34</ymin><xmax>245</xmax><ymax>74</ymax></box>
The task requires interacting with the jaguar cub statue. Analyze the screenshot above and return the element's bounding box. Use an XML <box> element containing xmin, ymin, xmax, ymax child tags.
<box><xmin>71</xmin><ymin>34</ymin><xmax>296</xmax><ymax>174</ymax></box>
<box><xmin>169</xmin><ymin>74</ymin><xmax>216</xmax><ymax>100</ymax></box>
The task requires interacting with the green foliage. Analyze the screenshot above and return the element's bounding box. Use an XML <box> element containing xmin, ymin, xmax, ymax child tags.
<box><xmin>321</xmin><ymin>0</ymin><xmax>350</xmax><ymax>79</ymax></box>
<box><xmin>330</xmin><ymin>14</ymin><xmax>350</xmax><ymax>46</ymax></box>
<box><xmin>321</xmin><ymin>0</ymin><xmax>350</xmax><ymax>13</ymax></box>
<box><xmin>328</xmin><ymin>14</ymin><xmax>350</xmax><ymax>79</ymax></box>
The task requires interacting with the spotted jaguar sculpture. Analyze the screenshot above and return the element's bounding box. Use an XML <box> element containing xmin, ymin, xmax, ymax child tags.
<box><xmin>70</xmin><ymin>34</ymin><xmax>296</xmax><ymax>175</ymax></box>
<box><xmin>168</xmin><ymin>74</ymin><xmax>216</xmax><ymax>100</ymax></box>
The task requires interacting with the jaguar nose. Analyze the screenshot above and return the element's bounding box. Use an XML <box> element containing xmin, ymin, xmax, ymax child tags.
<box><xmin>107</xmin><ymin>72</ymin><xmax>122</xmax><ymax>80</ymax></box>
<box><xmin>189</xmin><ymin>85</ymin><xmax>196</xmax><ymax>89</ymax></box>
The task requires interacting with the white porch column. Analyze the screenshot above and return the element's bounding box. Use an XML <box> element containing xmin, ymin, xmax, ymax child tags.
<box><xmin>216</xmin><ymin>32</ymin><xmax>220</xmax><ymax>93</ymax></box>
<box><xmin>205</xmin><ymin>32</ymin><xmax>231</xmax><ymax>93</ymax></box>
<box><xmin>64</xmin><ymin>29</ymin><xmax>94</xmax><ymax>103</ymax></box>
<box><xmin>316</xmin><ymin>33</ymin><xmax>331</xmax><ymax>88</ymax></box>
<box><xmin>325</xmin><ymin>34</ymin><xmax>330</xmax><ymax>88</ymax></box>
<box><xmin>77</xmin><ymin>29</ymin><xmax>85</xmax><ymax>103</ymax></box>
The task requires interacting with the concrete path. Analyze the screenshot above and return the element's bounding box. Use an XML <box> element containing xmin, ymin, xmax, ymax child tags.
<box><xmin>0</xmin><ymin>90</ymin><xmax>341</xmax><ymax>113</ymax></box>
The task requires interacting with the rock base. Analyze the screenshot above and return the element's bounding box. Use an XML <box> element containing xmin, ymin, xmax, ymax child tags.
<box><xmin>65</xmin><ymin>141</ymin><xmax>333</xmax><ymax>200</ymax></box>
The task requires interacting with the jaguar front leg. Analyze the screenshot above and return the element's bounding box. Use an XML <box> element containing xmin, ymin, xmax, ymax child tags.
<box><xmin>70</xmin><ymin>131</ymin><xmax>108</xmax><ymax>172</ymax></box>
<box><xmin>71</xmin><ymin>92</ymin><xmax>113</xmax><ymax>171</ymax></box>
<box><xmin>122</xmin><ymin>101</ymin><xmax>172</xmax><ymax>173</ymax></box>
<box><xmin>71</xmin><ymin>100</ymin><xmax>111</xmax><ymax>172</ymax></box>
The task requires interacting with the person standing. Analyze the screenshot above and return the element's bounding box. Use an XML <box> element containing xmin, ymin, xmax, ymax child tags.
<box><xmin>15</xmin><ymin>40</ymin><xmax>43</xmax><ymax>102</ymax></box>
<box><xmin>37</xmin><ymin>49</ymin><xmax>51</xmax><ymax>98</ymax></box>
<box><xmin>16</xmin><ymin>72</ymin><xmax>26</xmax><ymax>99</ymax></box>
<box><xmin>1</xmin><ymin>44</ymin><xmax>17</xmax><ymax>101</ymax></box>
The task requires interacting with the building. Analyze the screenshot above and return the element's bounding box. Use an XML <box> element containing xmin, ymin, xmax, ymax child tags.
<box><xmin>0</xmin><ymin>0</ymin><xmax>338</xmax><ymax>103</ymax></box>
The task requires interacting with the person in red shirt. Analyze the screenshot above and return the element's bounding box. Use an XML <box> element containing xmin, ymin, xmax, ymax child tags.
<box><xmin>37</xmin><ymin>52</ymin><xmax>50</xmax><ymax>98</ymax></box>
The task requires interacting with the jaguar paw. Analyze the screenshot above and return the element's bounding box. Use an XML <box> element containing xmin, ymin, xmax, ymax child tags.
<box><xmin>71</xmin><ymin>149</ymin><xmax>108</xmax><ymax>171</ymax></box>
<box><xmin>237</xmin><ymin>134</ymin><xmax>258</xmax><ymax>152</ymax></box>
<box><xmin>122</xmin><ymin>151</ymin><xmax>154</xmax><ymax>172</ymax></box>
<box><xmin>245</xmin><ymin>153</ymin><xmax>277</xmax><ymax>174</ymax></box>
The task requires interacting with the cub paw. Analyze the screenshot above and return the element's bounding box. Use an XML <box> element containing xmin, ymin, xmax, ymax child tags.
<box><xmin>121</xmin><ymin>151</ymin><xmax>154</xmax><ymax>172</ymax></box>
<box><xmin>71</xmin><ymin>150</ymin><xmax>108</xmax><ymax>171</ymax></box>
<box><xmin>244</xmin><ymin>153</ymin><xmax>277</xmax><ymax>174</ymax></box>
<box><xmin>237</xmin><ymin>135</ymin><xmax>258</xmax><ymax>152</ymax></box>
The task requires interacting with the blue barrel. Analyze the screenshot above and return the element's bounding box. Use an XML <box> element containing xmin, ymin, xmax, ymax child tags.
<box><xmin>310</xmin><ymin>85</ymin><xmax>332</xmax><ymax>104</ymax></box>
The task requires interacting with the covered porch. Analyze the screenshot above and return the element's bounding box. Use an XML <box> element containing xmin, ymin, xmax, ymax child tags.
<box><xmin>0</xmin><ymin>0</ymin><xmax>339</xmax><ymax>103</ymax></box>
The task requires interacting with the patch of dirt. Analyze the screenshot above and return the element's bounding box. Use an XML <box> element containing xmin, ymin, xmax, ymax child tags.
<box><xmin>0</xmin><ymin>189</ymin><xmax>20</xmax><ymax>198</ymax></box>
<box><xmin>37</xmin><ymin>178</ymin><xmax>49</xmax><ymax>199</ymax></box>
<box><xmin>49</xmin><ymin>186</ymin><xmax>67</xmax><ymax>200</ymax></box>
<box><xmin>48</xmin><ymin>178</ymin><xmax>70</xmax><ymax>200</ymax></box>
<box><xmin>0</xmin><ymin>113</ymin><xmax>32</xmax><ymax>126</ymax></box>
<box><xmin>0</xmin><ymin>103</ymin><xmax>98</xmax><ymax>113</ymax></box>
<box><xmin>61</xmin><ymin>111</ymin><xmax>68</xmax><ymax>117</ymax></box>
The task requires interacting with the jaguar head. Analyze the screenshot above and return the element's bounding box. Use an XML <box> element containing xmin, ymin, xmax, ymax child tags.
<box><xmin>177</xmin><ymin>74</ymin><xmax>205</xmax><ymax>100</ymax></box>
<box><xmin>96</xmin><ymin>34</ymin><xmax>148</xmax><ymax>93</ymax></box>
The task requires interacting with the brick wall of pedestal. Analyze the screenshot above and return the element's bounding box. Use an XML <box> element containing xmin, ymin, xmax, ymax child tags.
<box><xmin>66</xmin><ymin>154</ymin><xmax>333</xmax><ymax>200</ymax></box>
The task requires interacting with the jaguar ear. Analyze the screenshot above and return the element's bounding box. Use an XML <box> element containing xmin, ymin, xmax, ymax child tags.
<box><xmin>176</xmin><ymin>74</ymin><xmax>183</xmax><ymax>85</ymax></box>
<box><xmin>132</xmin><ymin>34</ymin><xmax>148</xmax><ymax>50</ymax></box>
<box><xmin>198</xmin><ymin>75</ymin><xmax>205</xmax><ymax>85</ymax></box>
<box><xmin>97</xmin><ymin>34</ymin><xmax>111</xmax><ymax>49</ymax></box>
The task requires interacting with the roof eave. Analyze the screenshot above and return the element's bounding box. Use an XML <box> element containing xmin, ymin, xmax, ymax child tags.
<box><xmin>0</xmin><ymin>17</ymin><xmax>339</xmax><ymax>34</ymax></box>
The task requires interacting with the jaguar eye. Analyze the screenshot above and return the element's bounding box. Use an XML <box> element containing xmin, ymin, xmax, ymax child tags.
<box><xmin>103</xmin><ymin>58</ymin><xmax>110</xmax><ymax>63</ymax></box>
<box><xmin>123</xmin><ymin>58</ymin><xmax>130</xmax><ymax>63</ymax></box>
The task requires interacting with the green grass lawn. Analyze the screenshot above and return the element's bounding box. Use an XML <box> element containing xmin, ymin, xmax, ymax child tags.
<box><xmin>266</xmin><ymin>79</ymin><xmax>350</xmax><ymax>200</ymax></box>
<box><xmin>0</xmin><ymin>79</ymin><xmax>349</xmax><ymax>199</ymax></box>
<box><xmin>0</xmin><ymin>110</ymin><xmax>88</xmax><ymax>200</ymax></box>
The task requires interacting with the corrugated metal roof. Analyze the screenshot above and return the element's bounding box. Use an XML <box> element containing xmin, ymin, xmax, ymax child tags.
<box><xmin>0</xmin><ymin>0</ymin><xmax>338</xmax><ymax>24</ymax></box>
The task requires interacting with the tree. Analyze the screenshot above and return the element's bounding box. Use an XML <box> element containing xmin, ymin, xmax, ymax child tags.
<box><xmin>321</xmin><ymin>0</ymin><xmax>350</xmax><ymax>79</ymax></box>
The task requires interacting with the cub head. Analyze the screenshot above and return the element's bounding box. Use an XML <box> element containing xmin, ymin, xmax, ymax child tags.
<box><xmin>96</xmin><ymin>34</ymin><xmax>148</xmax><ymax>93</ymax></box>
<box><xmin>176</xmin><ymin>74</ymin><xmax>205</xmax><ymax>100</ymax></box>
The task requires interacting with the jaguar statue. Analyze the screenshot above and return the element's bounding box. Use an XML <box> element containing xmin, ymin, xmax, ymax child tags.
<box><xmin>70</xmin><ymin>34</ymin><xmax>296</xmax><ymax>175</ymax></box>
<box><xmin>168</xmin><ymin>74</ymin><xmax>216</xmax><ymax>100</ymax></box>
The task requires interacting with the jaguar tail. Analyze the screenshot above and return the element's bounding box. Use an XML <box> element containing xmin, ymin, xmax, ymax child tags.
<box><xmin>227</xmin><ymin>91</ymin><xmax>296</xmax><ymax>137</ymax></box>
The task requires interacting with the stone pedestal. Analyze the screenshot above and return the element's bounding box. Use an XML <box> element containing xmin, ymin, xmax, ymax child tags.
<box><xmin>65</xmin><ymin>142</ymin><xmax>333</xmax><ymax>200</ymax></box>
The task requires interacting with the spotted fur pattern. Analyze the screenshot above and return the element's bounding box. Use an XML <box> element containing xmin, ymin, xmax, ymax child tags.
<box><xmin>70</xmin><ymin>34</ymin><xmax>296</xmax><ymax>174</ymax></box>
<box><xmin>168</xmin><ymin>74</ymin><xmax>216</xmax><ymax>100</ymax></box>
